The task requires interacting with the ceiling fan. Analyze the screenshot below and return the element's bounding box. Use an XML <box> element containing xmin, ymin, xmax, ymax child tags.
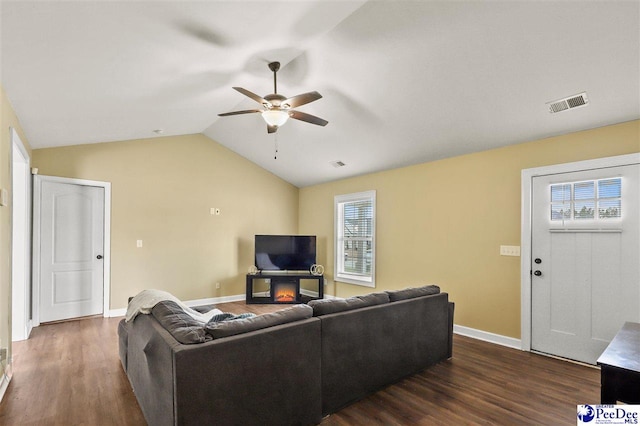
<box><xmin>218</xmin><ymin>61</ymin><xmax>328</xmax><ymax>134</ymax></box>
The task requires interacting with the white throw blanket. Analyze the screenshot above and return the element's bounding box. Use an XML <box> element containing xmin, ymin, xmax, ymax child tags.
<box><xmin>125</xmin><ymin>289</ymin><xmax>222</xmax><ymax>323</ymax></box>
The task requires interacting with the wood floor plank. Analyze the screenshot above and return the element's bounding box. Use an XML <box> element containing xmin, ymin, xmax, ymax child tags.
<box><xmin>0</xmin><ymin>302</ymin><xmax>600</xmax><ymax>425</ymax></box>
<box><xmin>322</xmin><ymin>334</ymin><xmax>600</xmax><ymax>425</ymax></box>
<box><xmin>0</xmin><ymin>317</ymin><xmax>146</xmax><ymax>426</ymax></box>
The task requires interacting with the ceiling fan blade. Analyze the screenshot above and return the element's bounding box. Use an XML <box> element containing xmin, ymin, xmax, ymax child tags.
<box><xmin>267</xmin><ymin>124</ymin><xmax>278</xmax><ymax>134</ymax></box>
<box><xmin>175</xmin><ymin>20</ymin><xmax>231</xmax><ymax>47</ymax></box>
<box><xmin>283</xmin><ymin>91</ymin><xmax>322</xmax><ymax>108</ymax></box>
<box><xmin>218</xmin><ymin>109</ymin><xmax>261</xmax><ymax>117</ymax></box>
<box><xmin>289</xmin><ymin>110</ymin><xmax>328</xmax><ymax>127</ymax></box>
<box><xmin>233</xmin><ymin>87</ymin><xmax>268</xmax><ymax>105</ymax></box>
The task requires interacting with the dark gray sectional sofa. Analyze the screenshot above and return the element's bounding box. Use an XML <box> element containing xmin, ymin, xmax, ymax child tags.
<box><xmin>118</xmin><ymin>286</ymin><xmax>454</xmax><ymax>426</ymax></box>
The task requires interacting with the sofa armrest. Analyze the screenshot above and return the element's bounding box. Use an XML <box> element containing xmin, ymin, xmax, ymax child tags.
<box><xmin>126</xmin><ymin>314</ymin><xmax>181</xmax><ymax>426</ymax></box>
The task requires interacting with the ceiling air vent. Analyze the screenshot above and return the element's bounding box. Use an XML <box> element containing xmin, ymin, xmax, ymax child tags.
<box><xmin>330</xmin><ymin>160</ymin><xmax>346</xmax><ymax>168</ymax></box>
<box><xmin>547</xmin><ymin>92</ymin><xmax>589</xmax><ymax>114</ymax></box>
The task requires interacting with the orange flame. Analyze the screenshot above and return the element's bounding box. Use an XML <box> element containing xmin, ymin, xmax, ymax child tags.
<box><xmin>274</xmin><ymin>283</ymin><xmax>297</xmax><ymax>302</ymax></box>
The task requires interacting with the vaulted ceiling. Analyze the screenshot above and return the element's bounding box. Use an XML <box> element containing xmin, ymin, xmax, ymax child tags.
<box><xmin>2</xmin><ymin>1</ymin><xmax>638</xmax><ymax>187</ymax></box>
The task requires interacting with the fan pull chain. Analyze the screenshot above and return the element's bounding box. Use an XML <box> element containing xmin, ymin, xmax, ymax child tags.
<box><xmin>274</xmin><ymin>133</ymin><xmax>278</xmax><ymax>160</ymax></box>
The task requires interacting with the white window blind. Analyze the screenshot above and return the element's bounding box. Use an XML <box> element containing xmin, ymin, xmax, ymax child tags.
<box><xmin>335</xmin><ymin>190</ymin><xmax>376</xmax><ymax>287</ymax></box>
<box><xmin>550</xmin><ymin>177</ymin><xmax>622</xmax><ymax>222</ymax></box>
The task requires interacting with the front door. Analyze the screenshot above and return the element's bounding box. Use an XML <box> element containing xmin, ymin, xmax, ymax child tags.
<box><xmin>531</xmin><ymin>164</ymin><xmax>640</xmax><ymax>364</ymax></box>
<box><xmin>38</xmin><ymin>180</ymin><xmax>105</xmax><ymax>322</ymax></box>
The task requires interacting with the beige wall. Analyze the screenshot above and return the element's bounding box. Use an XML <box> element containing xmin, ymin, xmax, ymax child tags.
<box><xmin>9</xmin><ymin>103</ymin><xmax>640</xmax><ymax>343</ymax></box>
<box><xmin>0</xmin><ymin>84</ymin><xmax>33</xmax><ymax>380</ymax></box>
<box><xmin>299</xmin><ymin>120</ymin><xmax>640</xmax><ymax>339</ymax></box>
<box><xmin>33</xmin><ymin>134</ymin><xmax>299</xmax><ymax>310</ymax></box>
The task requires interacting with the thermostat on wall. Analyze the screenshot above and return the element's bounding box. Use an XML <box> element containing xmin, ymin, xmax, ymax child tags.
<box><xmin>0</xmin><ymin>188</ymin><xmax>8</xmax><ymax>207</ymax></box>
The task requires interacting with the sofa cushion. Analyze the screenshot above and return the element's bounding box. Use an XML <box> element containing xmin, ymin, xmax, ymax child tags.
<box><xmin>308</xmin><ymin>292</ymin><xmax>390</xmax><ymax>316</ymax></box>
<box><xmin>386</xmin><ymin>285</ymin><xmax>440</xmax><ymax>302</ymax></box>
<box><xmin>204</xmin><ymin>304</ymin><xmax>312</xmax><ymax>339</ymax></box>
<box><xmin>208</xmin><ymin>312</ymin><xmax>256</xmax><ymax>322</ymax></box>
<box><xmin>191</xmin><ymin>304</ymin><xmax>218</xmax><ymax>314</ymax></box>
<box><xmin>151</xmin><ymin>300</ymin><xmax>211</xmax><ymax>344</ymax></box>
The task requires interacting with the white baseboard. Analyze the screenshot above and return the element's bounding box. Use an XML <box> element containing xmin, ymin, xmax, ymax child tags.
<box><xmin>26</xmin><ymin>319</ymin><xmax>33</xmax><ymax>339</ymax></box>
<box><xmin>108</xmin><ymin>294</ymin><xmax>247</xmax><ymax>317</ymax></box>
<box><xmin>109</xmin><ymin>308</ymin><xmax>127</xmax><ymax>317</ymax></box>
<box><xmin>300</xmin><ymin>289</ymin><xmax>320</xmax><ymax>298</ymax></box>
<box><xmin>454</xmin><ymin>324</ymin><xmax>522</xmax><ymax>350</ymax></box>
<box><xmin>322</xmin><ymin>294</ymin><xmax>340</xmax><ymax>299</ymax></box>
<box><xmin>185</xmin><ymin>294</ymin><xmax>246</xmax><ymax>307</ymax></box>
<box><xmin>0</xmin><ymin>365</ymin><xmax>12</xmax><ymax>404</ymax></box>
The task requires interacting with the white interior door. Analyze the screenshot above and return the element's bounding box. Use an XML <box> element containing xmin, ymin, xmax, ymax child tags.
<box><xmin>38</xmin><ymin>181</ymin><xmax>105</xmax><ymax>322</ymax></box>
<box><xmin>531</xmin><ymin>164</ymin><xmax>640</xmax><ymax>364</ymax></box>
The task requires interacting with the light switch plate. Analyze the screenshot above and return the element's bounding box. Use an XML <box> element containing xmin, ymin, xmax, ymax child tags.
<box><xmin>500</xmin><ymin>245</ymin><xmax>521</xmax><ymax>256</ymax></box>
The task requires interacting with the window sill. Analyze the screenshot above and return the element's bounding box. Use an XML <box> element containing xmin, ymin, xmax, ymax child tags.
<box><xmin>335</xmin><ymin>274</ymin><xmax>375</xmax><ymax>288</ymax></box>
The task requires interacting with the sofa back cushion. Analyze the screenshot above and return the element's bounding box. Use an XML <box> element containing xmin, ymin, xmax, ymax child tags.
<box><xmin>318</xmin><ymin>292</ymin><xmax>450</xmax><ymax>415</ymax></box>
<box><xmin>151</xmin><ymin>300</ymin><xmax>211</xmax><ymax>344</ymax></box>
<box><xmin>308</xmin><ymin>292</ymin><xmax>389</xmax><ymax>316</ymax></box>
<box><xmin>386</xmin><ymin>285</ymin><xmax>440</xmax><ymax>302</ymax></box>
<box><xmin>204</xmin><ymin>304</ymin><xmax>313</xmax><ymax>339</ymax></box>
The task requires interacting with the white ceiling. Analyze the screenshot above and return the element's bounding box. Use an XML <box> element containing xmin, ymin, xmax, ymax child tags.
<box><xmin>2</xmin><ymin>1</ymin><xmax>639</xmax><ymax>187</ymax></box>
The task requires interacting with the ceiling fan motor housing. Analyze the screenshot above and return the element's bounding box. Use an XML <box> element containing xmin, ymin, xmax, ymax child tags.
<box><xmin>263</xmin><ymin>93</ymin><xmax>289</xmax><ymax>109</ymax></box>
<box><xmin>268</xmin><ymin>61</ymin><xmax>281</xmax><ymax>73</ymax></box>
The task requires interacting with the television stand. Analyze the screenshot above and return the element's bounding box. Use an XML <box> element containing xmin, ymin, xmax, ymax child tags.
<box><xmin>246</xmin><ymin>272</ymin><xmax>324</xmax><ymax>304</ymax></box>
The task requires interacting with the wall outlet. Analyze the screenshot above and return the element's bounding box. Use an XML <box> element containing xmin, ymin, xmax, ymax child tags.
<box><xmin>136</xmin><ymin>240</ymin><xmax>143</xmax><ymax>248</ymax></box>
<box><xmin>500</xmin><ymin>245</ymin><xmax>521</xmax><ymax>256</ymax></box>
<box><xmin>215</xmin><ymin>282</ymin><xmax>220</xmax><ymax>289</ymax></box>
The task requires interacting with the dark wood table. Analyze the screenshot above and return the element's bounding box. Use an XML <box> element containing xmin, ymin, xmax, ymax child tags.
<box><xmin>596</xmin><ymin>322</ymin><xmax>640</xmax><ymax>404</ymax></box>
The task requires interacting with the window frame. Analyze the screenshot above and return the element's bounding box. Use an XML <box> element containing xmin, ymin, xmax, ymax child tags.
<box><xmin>334</xmin><ymin>190</ymin><xmax>376</xmax><ymax>287</ymax></box>
<box><xmin>550</xmin><ymin>177</ymin><xmax>622</xmax><ymax>223</ymax></box>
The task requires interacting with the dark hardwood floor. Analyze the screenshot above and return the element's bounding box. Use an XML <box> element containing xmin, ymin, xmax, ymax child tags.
<box><xmin>323</xmin><ymin>336</ymin><xmax>599</xmax><ymax>425</ymax></box>
<box><xmin>0</xmin><ymin>302</ymin><xmax>599</xmax><ymax>425</ymax></box>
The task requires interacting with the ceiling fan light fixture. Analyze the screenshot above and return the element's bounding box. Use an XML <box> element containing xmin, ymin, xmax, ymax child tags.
<box><xmin>262</xmin><ymin>109</ymin><xmax>289</xmax><ymax>127</ymax></box>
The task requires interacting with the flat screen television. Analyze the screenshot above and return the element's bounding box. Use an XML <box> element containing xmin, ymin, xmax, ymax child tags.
<box><xmin>254</xmin><ymin>235</ymin><xmax>316</xmax><ymax>272</ymax></box>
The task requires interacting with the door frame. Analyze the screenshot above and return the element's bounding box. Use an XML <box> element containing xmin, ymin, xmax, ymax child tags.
<box><xmin>32</xmin><ymin>175</ymin><xmax>111</xmax><ymax>326</ymax></box>
<box><xmin>520</xmin><ymin>153</ymin><xmax>640</xmax><ymax>351</ymax></box>
<box><xmin>10</xmin><ymin>128</ymin><xmax>32</xmax><ymax>341</ymax></box>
